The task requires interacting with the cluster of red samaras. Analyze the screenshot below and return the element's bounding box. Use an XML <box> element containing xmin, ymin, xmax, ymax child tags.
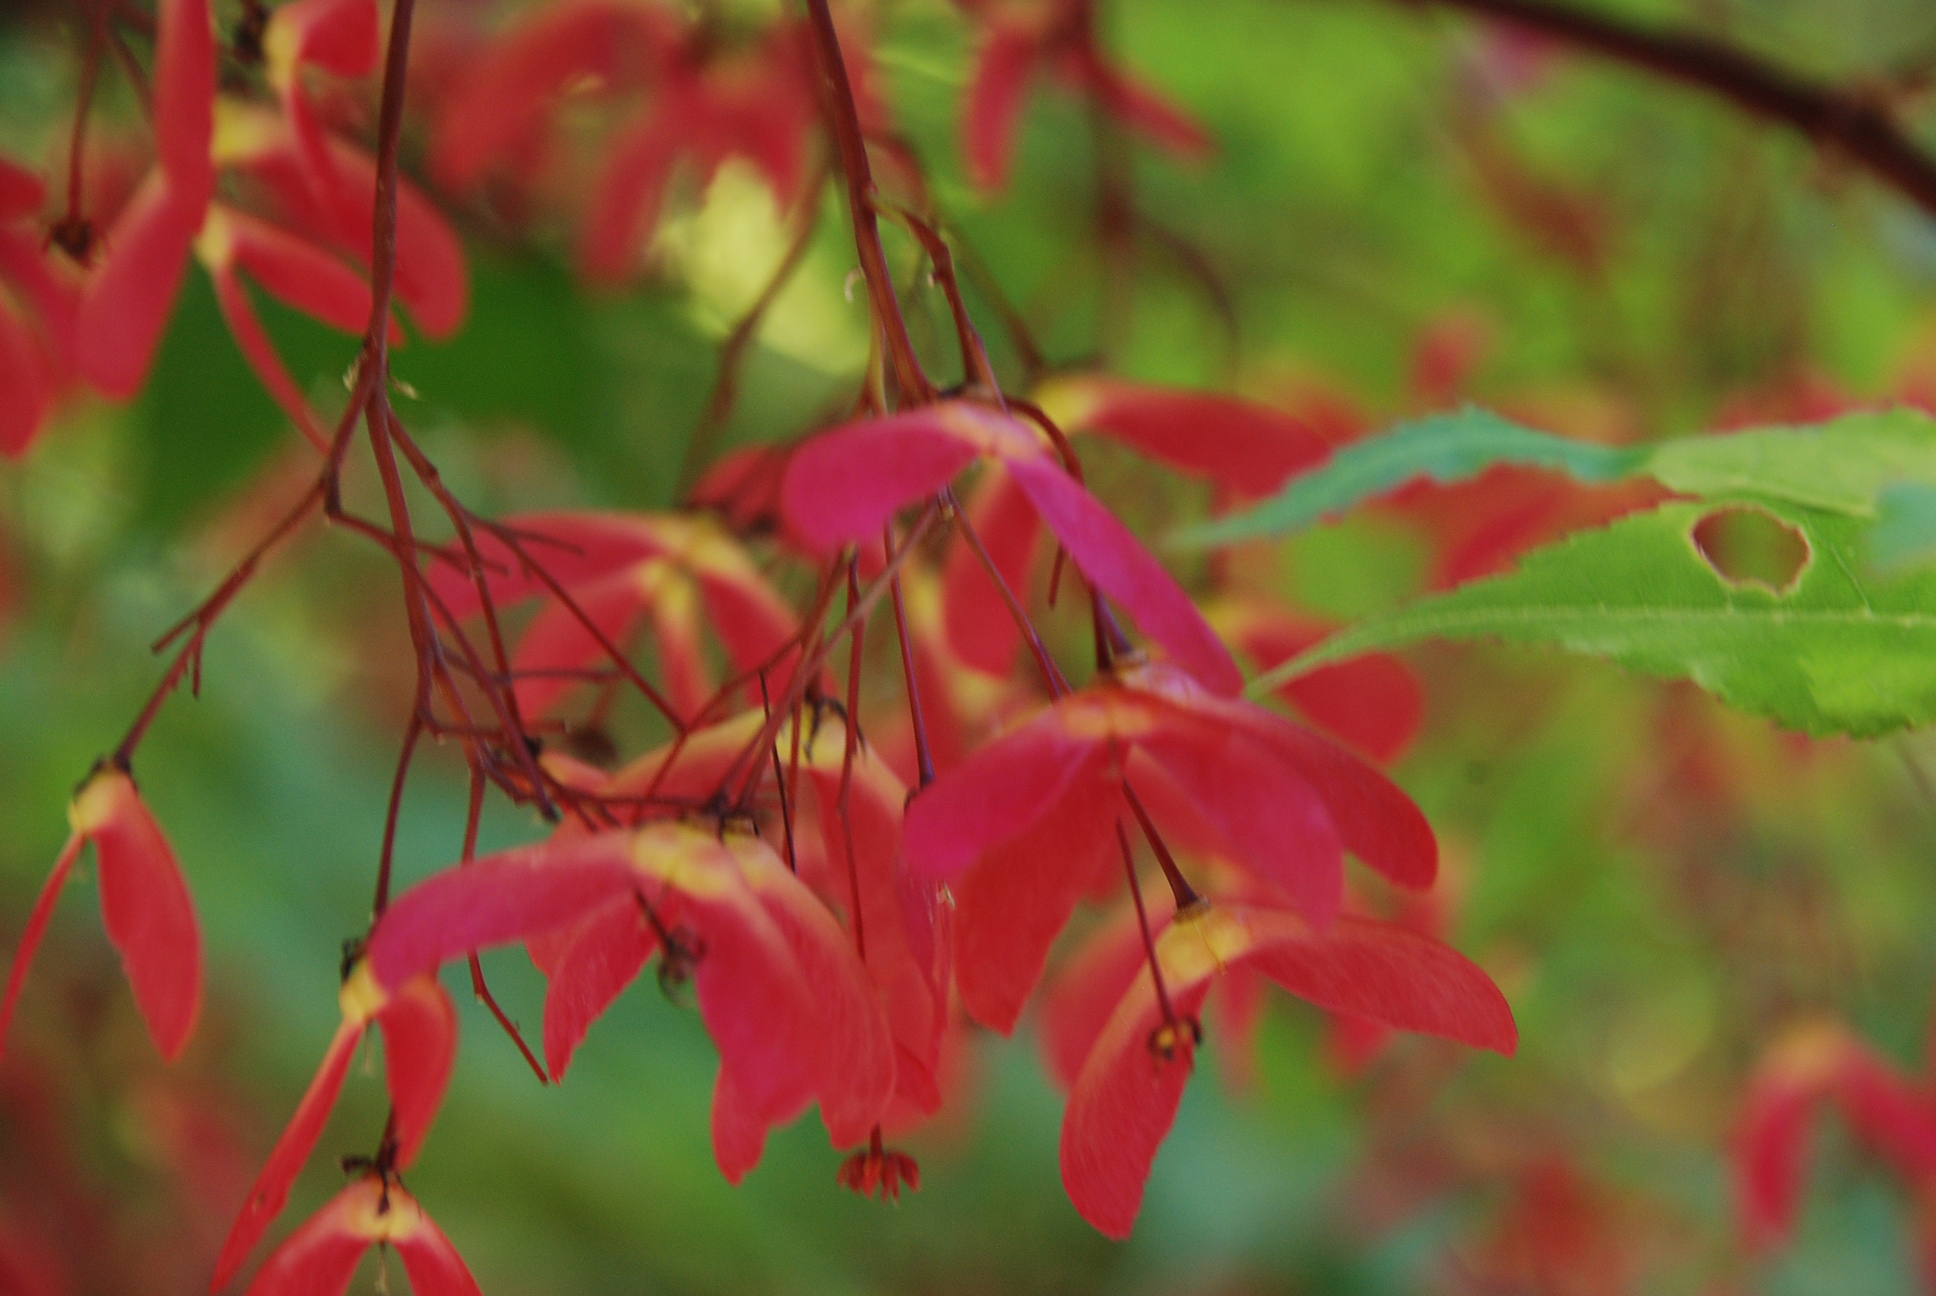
<box><xmin>0</xmin><ymin>0</ymin><xmax>1218</xmax><ymax>457</ymax></box>
<box><xmin>2</xmin><ymin>368</ymin><xmax>1530</xmax><ymax>1290</ymax></box>
<box><xmin>0</xmin><ymin>0</ymin><xmax>1553</xmax><ymax>1290</ymax></box>
<box><xmin>0</xmin><ymin>0</ymin><xmax>467</xmax><ymax>458</ymax></box>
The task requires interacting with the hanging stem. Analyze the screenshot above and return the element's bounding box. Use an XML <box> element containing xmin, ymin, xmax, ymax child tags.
<box><xmin>1117</xmin><ymin>821</ymin><xmax>1180</xmax><ymax>1031</ymax></box>
<box><xmin>800</xmin><ymin>0</ymin><xmax>931</xmax><ymax>405</ymax></box>
<box><xmin>884</xmin><ymin>525</ymin><xmax>935</xmax><ymax>789</ymax></box>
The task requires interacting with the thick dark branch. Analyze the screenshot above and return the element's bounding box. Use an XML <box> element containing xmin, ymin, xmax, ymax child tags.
<box><xmin>1399</xmin><ymin>0</ymin><xmax>1936</xmax><ymax>218</ymax></box>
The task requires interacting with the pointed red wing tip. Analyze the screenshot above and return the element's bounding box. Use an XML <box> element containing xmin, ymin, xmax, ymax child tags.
<box><xmin>73</xmin><ymin>770</ymin><xmax>204</xmax><ymax>1061</ymax></box>
<box><xmin>212</xmin><ymin>1019</ymin><xmax>365</xmax><ymax>1290</ymax></box>
<box><xmin>380</xmin><ymin>976</ymin><xmax>459</xmax><ymax>1168</ymax></box>
<box><xmin>0</xmin><ymin>833</ymin><xmax>86</xmax><ymax>1063</ymax></box>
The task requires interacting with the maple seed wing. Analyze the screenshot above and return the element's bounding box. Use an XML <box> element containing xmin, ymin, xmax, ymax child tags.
<box><xmin>781</xmin><ymin>412</ymin><xmax>983</xmax><ymax>553</ymax></box>
<box><xmin>711</xmin><ymin>1066</ymin><xmax>773</xmax><ymax>1185</ymax></box>
<box><xmin>580</xmin><ymin>115</ymin><xmax>681</xmax><ymax>283</ymax></box>
<box><xmin>1735</xmin><ymin>1069</ymin><xmax>1818</xmax><ymax>1250</ymax></box>
<box><xmin>1059</xmin><ymin>969</ymin><xmax>1215</xmax><ymax>1241</ymax></box>
<box><xmin>963</xmin><ymin>23</ymin><xmax>1042</xmax><ymax>192</ymax></box>
<box><xmin>379</xmin><ymin>975</ymin><xmax>460</xmax><ymax>1169</ymax></box>
<box><xmin>950</xmin><ymin>767</ymin><xmax>1119</xmax><ymax>1036</ymax></box>
<box><xmin>367</xmin><ymin>837</ymin><xmax>639</xmax><ymax>991</ymax></box>
<box><xmin>390</xmin><ymin>1200</ymin><xmax>486</xmax><ymax>1296</ymax></box>
<box><xmin>77</xmin><ymin>176</ymin><xmax>204</xmax><ymax>398</ymax></box>
<box><xmin>235</xmin><ymin>1183</ymin><xmax>372</xmax><ymax>1296</ymax></box>
<box><xmin>1135</xmin><ymin>723</ymin><xmax>1345</xmax><ymax>929</ymax></box>
<box><xmin>214</xmin><ymin>1019</ymin><xmax>365</xmax><ymax>1290</ymax></box>
<box><xmin>1240</xmin><ymin>911</ymin><xmax>1517</xmax><ymax>1055</ymax></box>
<box><xmin>543</xmin><ymin>895</ymin><xmax>658</xmax><ymax>1083</ymax></box>
<box><xmin>736</xmin><ymin>845</ymin><xmax>896</xmax><ymax>1147</ymax></box>
<box><xmin>1238</xmin><ymin>716</ymin><xmax>1439</xmax><ymax>891</ymax></box>
<box><xmin>81</xmin><ymin>773</ymin><xmax>204</xmax><ymax>1061</ymax></box>
<box><xmin>0</xmin><ymin>833</ymin><xmax>85</xmax><ymax>1060</ymax></box>
<box><xmin>226</xmin><ymin>212</ymin><xmax>379</xmax><ymax>336</ymax></box>
<box><xmin>155</xmin><ymin>0</ymin><xmax>217</xmax><ymax>203</ymax></box>
<box><xmin>1003</xmin><ymin>453</ymin><xmax>1246</xmax><ymax>696</ymax></box>
<box><xmin>1040</xmin><ymin>906</ymin><xmax>1149</xmax><ymax>1091</ymax></box>
<box><xmin>902</xmin><ymin>710</ymin><xmax>1104</xmax><ymax>886</ymax></box>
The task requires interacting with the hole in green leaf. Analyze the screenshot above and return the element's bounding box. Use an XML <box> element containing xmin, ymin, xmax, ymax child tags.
<box><xmin>1690</xmin><ymin>506</ymin><xmax>1810</xmax><ymax>593</ymax></box>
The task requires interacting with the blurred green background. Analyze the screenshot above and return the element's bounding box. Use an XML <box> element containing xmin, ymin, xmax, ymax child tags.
<box><xmin>5</xmin><ymin>0</ymin><xmax>1936</xmax><ymax>1291</ymax></box>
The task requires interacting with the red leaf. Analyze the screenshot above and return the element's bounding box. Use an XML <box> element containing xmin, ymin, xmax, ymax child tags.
<box><xmin>542</xmin><ymin>895</ymin><xmax>656</xmax><ymax>1082</ymax></box>
<box><xmin>215</xmin><ymin>1019</ymin><xmax>364</xmax><ymax>1289</ymax></box>
<box><xmin>377</xmin><ymin>976</ymin><xmax>458</xmax><ymax>1169</ymax></box>
<box><xmin>72</xmin><ymin>770</ymin><xmax>203</xmax><ymax>1061</ymax></box>
<box><xmin>1004</xmin><ymin>453</ymin><xmax>1244</xmax><ymax>696</ymax></box>
<box><xmin>963</xmin><ymin>23</ymin><xmax>1043</xmax><ymax>191</ymax></box>
<box><xmin>78</xmin><ymin>173</ymin><xmax>203</xmax><ymax>398</ymax></box>
<box><xmin>367</xmin><ymin>835</ymin><xmax>639</xmax><ymax>991</ymax></box>
<box><xmin>155</xmin><ymin>0</ymin><xmax>217</xmax><ymax>204</ymax></box>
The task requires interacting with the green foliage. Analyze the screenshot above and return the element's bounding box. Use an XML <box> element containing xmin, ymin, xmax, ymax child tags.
<box><xmin>1171</xmin><ymin>408</ymin><xmax>1648</xmax><ymax>547</ymax></box>
<box><xmin>1181</xmin><ymin>406</ymin><xmax>1936</xmax><ymax>548</ymax></box>
<box><xmin>1263</xmin><ymin>497</ymin><xmax>1936</xmax><ymax>736</ymax></box>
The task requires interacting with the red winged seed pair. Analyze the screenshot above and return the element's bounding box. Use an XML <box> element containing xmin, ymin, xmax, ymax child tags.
<box><xmin>2</xmin><ymin>383</ymin><xmax>1516</xmax><ymax>1288</ymax></box>
<box><xmin>0</xmin><ymin>0</ymin><xmax>466</xmax><ymax>458</ymax></box>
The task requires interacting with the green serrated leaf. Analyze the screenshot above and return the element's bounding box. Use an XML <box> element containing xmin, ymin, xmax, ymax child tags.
<box><xmin>1645</xmin><ymin>409</ymin><xmax>1936</xmax><ymax>515</ymax></box>
<box><xmin>1169</xmin><ymin>408</ymin><xmax>1648</xmax><ymax>548</ymax></box>
<box><xmin>1173</xmin><ymin>406</ymin><xmax>1936</xmax><ymax>550</ymax></box>
<box><xmin>1253</xmin><ymin>499</ymin><xmax>1936</xmax><ymax>738</ymax></box>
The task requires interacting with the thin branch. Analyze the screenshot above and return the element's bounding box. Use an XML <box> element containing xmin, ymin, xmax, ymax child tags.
<box><xmin>800</xmin><ymin>0</ymin><xmax>932</xmax><ymax>404</ymax></box>
<box><xmin>1394</xmin><ymin>0</ymin><xmax>1936</xmax><ymax>219</ymax></box>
